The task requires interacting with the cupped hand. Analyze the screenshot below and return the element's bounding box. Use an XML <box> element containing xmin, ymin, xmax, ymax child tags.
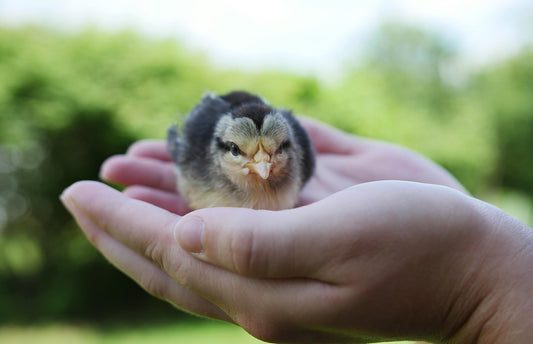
<box><xmin>60</xmin><ymin>179</ymin><xmax>533</xmax><ymax>343</ymax></box>
<box><xmin>99</xmin><ymin>117</ymin><xmax>466</xmax><ymax>213</ymax></box>
<box><xmin>63</xmin><ymin>117</ymin><xmax>533</xmax><ymax>342</ymax></box>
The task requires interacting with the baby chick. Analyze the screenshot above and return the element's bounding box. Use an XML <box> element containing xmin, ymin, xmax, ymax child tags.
<box><xmin>167</xmin><ymin>91</ymin><xmax>315</xmax><ymax>210</ymax></box>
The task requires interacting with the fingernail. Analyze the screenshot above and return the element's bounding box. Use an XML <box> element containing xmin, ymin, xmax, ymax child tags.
<box><xmin>175</xmin><ymin>216</ymin><xmax>205</xmax><ymax>254</ymax></box>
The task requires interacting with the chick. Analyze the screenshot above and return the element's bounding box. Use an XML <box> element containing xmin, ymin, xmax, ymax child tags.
<box><xmin>167</xmin><ymin>91</ymin><xmax>315</xmax><ymax>210</ymax></box>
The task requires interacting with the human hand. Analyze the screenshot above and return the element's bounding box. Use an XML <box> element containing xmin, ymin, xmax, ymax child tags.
<box><xmin>99</xmin><ymin>117</ymin><xmax>466</xmax><ymax>213</ymax></box>
<box><xmin>60</xmin><ymin>180</ymin><xmax>533</xmax><ymax>343</ymax></box>
<box><xmin>296</xmin><ymin>117</ymin><xmax>466</xmax><ymax>204</ymax></box>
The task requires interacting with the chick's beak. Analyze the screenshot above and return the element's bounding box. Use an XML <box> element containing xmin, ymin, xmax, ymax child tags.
<box><xmin>247</xmin><ymin>144</ymin><xmax>272</xmax><ymax>180</ymax></box>
<box><xmin>251</xmin><ymin>160</ymin><xmax>272</xmax><ymax>179</ymax></box>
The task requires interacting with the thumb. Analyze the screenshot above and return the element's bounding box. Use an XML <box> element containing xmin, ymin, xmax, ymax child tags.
<box><xmin>173</xmin><ymin>203</ymin><xmax>346</xmax><ymax>280</ymax></box>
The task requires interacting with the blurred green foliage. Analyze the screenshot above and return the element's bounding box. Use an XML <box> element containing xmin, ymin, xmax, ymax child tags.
<box><xmin>0</xmin><ymin>321</ymin><xmax>414</xmax><ymax>344</ymax></box>
<box><xmin>0</xmin><ymin>23</ymin><xmax>532</xmax><ymax>324</ymax></box>
<box><xmin>0</xmin><ymin>321</ymin><xmax>267</xmax><ymax>344</ymax></box>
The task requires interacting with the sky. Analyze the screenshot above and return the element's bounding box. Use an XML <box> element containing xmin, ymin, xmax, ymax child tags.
<box><xmin>0</xmin><ymin>0</ymin><xmax>531</xmax><ymax>79</ymax></box>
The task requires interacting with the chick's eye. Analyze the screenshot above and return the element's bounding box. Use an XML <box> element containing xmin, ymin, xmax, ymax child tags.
<box><xmin>278</xmin><ymin>140</ymin><xmax>291</xmax><ymax>154</ymax></box>
<box><xmin>229</xmin><ymin>142</ymin><xmax>241</xmax><ymax>156</ymax></box>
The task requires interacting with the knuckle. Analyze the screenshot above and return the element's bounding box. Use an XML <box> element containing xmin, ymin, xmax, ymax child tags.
<box><xmin>238</xmin><ymin>315</ymin><xmax>289</xmax><ymax>343</ymax></box>
<box><xmin>84</xmin><ymin>228</ymin><xmax>103</xmax><ymax>248</ymax></box>
<box><xmin>143</xmin><ymin>218</ymin><xmax>177</xmax><ymax>272</ymax></box>
<box><xmin>144</xmin><ymin>239</ymin><xmax>166</xmax><ymax>270</ymax></box>
<box><xmin>138</xmin><ymin>270</ymin><xmax>169</xmax><ymax>300</ymax></box>
<box><xmin>170</xmin><ymin>260</ymin><xmax>193</xmax><ymax>290</ymax></box>
<box><xmin>229</xmin><ymin>227</ymin><xmax>257</xmax><ymax>276</ymax></box>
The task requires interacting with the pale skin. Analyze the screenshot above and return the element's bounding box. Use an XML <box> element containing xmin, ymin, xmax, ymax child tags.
<box><xmin>61</xmin><ymin>118</ymin><xmax>533</xmax><ymax>343</ymax></box>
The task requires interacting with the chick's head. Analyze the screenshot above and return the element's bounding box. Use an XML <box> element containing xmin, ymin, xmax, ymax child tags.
<box><xmin>211</xmin><ymin>104</ymin><xmax>297</xmax><ymax>190</ymax></box>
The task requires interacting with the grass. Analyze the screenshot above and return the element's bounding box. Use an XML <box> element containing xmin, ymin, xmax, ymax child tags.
<box><xmin>0</xmin><ymin>321</ymin><xmax>263</xmax><ymax>344</ymax></box>
<box><xmin>0</xmin><ymin>321</ymin><xmax>416</xmax><ymax>344</ymax></box>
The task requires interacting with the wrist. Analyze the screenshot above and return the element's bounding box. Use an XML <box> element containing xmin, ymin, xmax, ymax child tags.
<box><xmin>448</xmin><ymin>201</ymin><xmax>533</xmax><ymax>343</ymax></box>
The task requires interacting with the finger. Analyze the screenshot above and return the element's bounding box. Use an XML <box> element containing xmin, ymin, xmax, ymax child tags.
<box><xmin>297</xmin><ymin>156</ymin><xmax>363</xmax><ymax>205</ymax></box>
<box><xmin>100</xmin><ymin>155</ymin><xmax>177</xmax><ymax>192</ymax></box>
<box><xmin>175</xmin><ymin>181</ymin><xmax>469</xmax><ymax>282</ymax></box>
<box><xmin>127</xmin><ymin>140</ymin><xmax>172</xmax><ymax>162</ymax></box>
<box><xmin>61</xmin><ymin>181</ymin><xmax>179</xmax><ymax>256</ymax></box>
<box><xmin>59</xmin><ymin>185</ymin><xmax>353</xmax><ymax>341</ymax></box>
<box><xmin>58</xmin><ymin>182</ymin><xmax>273</xmax><ymax>332</ymax></box>
<box><xmin>124</xmin><ymin>185</ymin><xmax>192</xmax><ymax>215</ymax></box>
<box><xmin>297</xmin><ymin>179</ymin><xmax>330</xmax><ymax>206</ymax></box>
<box><xmin>59</xmin><ymin>182</ymin><xmax>333</xmax><ymax>338</ymax></box>
<box><xmin>174</xmin><ymin>191</ymin><xmax>370</xmax><ymax>281</ymax></box>
<box><xmin>176</xmin><ymin>273</ymin><xmax>346</xmax><ymax>343</ymax></box>
<box><xmin>298</xmin><ymin>117</ymin><xmax>367</xmax><ymax>155</ymax></box>
<box><xmin>60</xmin><ymin>181</ymin><xmax>230</xmax><ymax>321</ymax></box>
